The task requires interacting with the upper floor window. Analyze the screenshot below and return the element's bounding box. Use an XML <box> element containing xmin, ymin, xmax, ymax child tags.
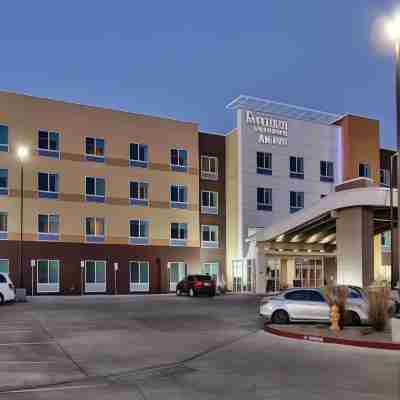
<box><xmin>381</xmin><ymin>231</ymin><xmax>391</xmax><ymax>251</ymax></box>
<box><xmin>130</xmin><ymin>143</ymin><xmax>148</xmax><ymax>168</ymax></box>
<box><xmin>129</xmin><ymin>181</ymin><xmax>149</xmax><ymax>207</ymax></box>
<box><xmin>85</xmin><ymin>177</ymin><xmax>105</xmax><ymax>203</ymax></box>
<box><xmin>320</xmin><ymin>161</ymin><xmax>334</xmax><ymax>182</ymax></box>
<box><xmin>257</xmin><ymin>152</ymin><xmax>272</xmax><ymax>175</ymax></box>
<box><xmin>170</xmin><ymin>185</ymin><xmax>187</xmax><ymax>209</ymax></box>
<box><xmin>129</xmin><ymin>219</ymin><xmax>149</xmax><ymax>245</ymax></box>
<box><xmin>290</xmin><ymin>191</ymin><xmax>304</xmax><ymax>213</ymax></box>
<box><xmin>85</xmin><ymin>217</ymin><xmax>105</xmax><ymax>243</ymax></box>
<box><xmin>0</xmin><ymin>169</ymin><xmax>8</xmax><ymax>196</ymax></box>
<box><xmin>38</xmin><ymin>172</ymin><xmax>59</xmax><ymax>199</ymax></box>
<box><xmin>380</xmin><ymin>169</ymin><xmax>390</xmax><ymax>187</ymax></box>
<box><xmin>257</xmin><ymin>188</ymin><xmax>272</xmax><ymax>211</ymax></box>
<box><xmin>0</xmin><ymin>125</ymin><xmax>8</xmax><ymax>152</ymax></box>
<box><xmin>170</xmin><ymin>222</ymin><xmax>188</xmax><ymax>246</ymax></box>
<box><xmin>171</xmin><ymin>149</ymin><xmax>188</xmax><ymax>172</ymax></box>
<box><xmin>38</xmin><ymin>214</ymin><xmax>59</xmax><ymax>241</ymax></box>
<box><xmin>201</xmin><ymin>155</ymin><xmax>218</xmax><ymax>180</ymax></box>
<box><xmin>38</xmin><ymin>130</ymin><xmax>60</xmax><ymax>158</ymax></box>
<box><xmin>201</xmin><ymin>225</ymin><xmax>219</xmax><ymax>248</ymax></box>
<box><xmin>0</xmin><ymin>212</ymin><xmax>7</xmax><ymax>239</ymax></box>
<box><xmin>201</xmin><ymin>191</ymin><xmax>218</xmax><ymax>215</ymax></box>
<box><xmin>359</xmin><ymin>163</ymin><xmax>370</xmax><ymax>178</ymax></box>
<box><xmin>85</xmin><ymin>137</ymin><xmax>105</xmax><ymax>162</ymax></box>
<box><xmin>289</xmin><ymin>156</ymin><xmax>304</xmax><ymax>179</ymax></box>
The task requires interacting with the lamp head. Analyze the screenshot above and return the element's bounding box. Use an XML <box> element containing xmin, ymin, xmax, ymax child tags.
<box><xmin>386</xmin><ymin>15</ymin><xmax>400</xmax><ymax>42</ymax></box>
<box><xmin>17</xmin><ymin>146</ymin><xmax>29</xmax><ymax>162</ymax></box>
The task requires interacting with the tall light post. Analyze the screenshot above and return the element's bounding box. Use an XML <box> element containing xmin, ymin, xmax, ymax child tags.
<box><xmin>386</xmin><ymin>16</ymin><xmax>400</xmax><ymax>288</ymax></box>
<box><xmin>16</xmin><ymin>146</ymin><xmax>29</xmax><ymax>298</ymax></box>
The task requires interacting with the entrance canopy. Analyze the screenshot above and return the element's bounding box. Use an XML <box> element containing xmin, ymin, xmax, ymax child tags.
<box><xmin>249</xmin><ymin>185</ymin><xmax>397</xmax><ymax>254</ymax></box>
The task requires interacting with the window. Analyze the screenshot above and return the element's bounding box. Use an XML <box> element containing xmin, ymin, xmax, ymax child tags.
<box><xmin>320</xmin><ymin>161</ymin><xmax>334</xmax><ymax>182</ymax></box>
<box><xmin>85</xmin><ymin>260</ymin><xmax>106</xmax><ymax>293</ymax></box>
<box><xmin>129</xmin><ymin>143</ymin><xmax>149</xmax><ymax>168</ymax></box>
<box><xmin>380</xmin><ymin>169</ymin><xmax>390</xmax><ymax>187</ymax></box>
<box><xmin>85</xmin><ymin>137</ymin><xmax>105</xmax><ymax>161</ymax></box>
<box><xmin>85</xmin><ymin>217</ymin><xmax>105</xmax><ymax>243</ymax></box>
<box><xmin>201</xmin><ymin>225</ymin><xmax>219</xmax><ymax>248</ymax></box>
<box><xmin>257</xmin><ymin>152</ymin><xmax>272</xmax><ymax>175</ymax></box>
<box><xmin>201</xmin><ymin>155</ymin><xmax>218</xmax><ymax>180</ymax></box>
<box><xmin>257</xmin><ymin>188</ymin><xmax>272</xmax><ymax>211</ymax></box>
<box><xmin>37</xmin><ymin>260</ymin><xmax>60</xmax><ymax>293</ymax></box>
<box><xmin>0</xmin><ymin>125</ymin><xmax>8</xmax><ymax>152</ymax></box>
<box><xmin>129</xmin><ymin>261</ymin><xmax>150</xmax><ymax>292</ymax></box>
<box><xmin>290</xmin><ymin>191</ymin><xmax>304</xmax><ymax>213</ymax></box>
<box><xmin>0</xmin><ymin>260</ymin><xmax>9</xmax><ymax>274</ymax></box>
<box><xmin>38</xmin><ymin>172</ymin><xmax>59</xmax><ymax>199</ymax></box>
<box><xmin>289</xmin><ymin>156</ymin><xmax>304</xmax><ymax>179</ymax></box>
<box><xmin>85</xmin><ymin>177</ymin><xmax>105</xmax><ymax>202</ymax></box>
<box><xmin>0</xmin><ymin>212</ymin><xmax>7</xmax><ymax>237</ymax></box>
<box><xmin>202</xmin><ymin>262</ymin><xmax>219</xmax><ymax>280</ymax></box>
<box><xmin>359</xmin><ymin>163</ymin><xmax>370</xmax><ymax>178</ymax></box>
<box><xmin>0</xmin><ymin>169</ymin><xmax>8</xmax><ymax>195</ymax></box>
<box><xmin>171</xmin><ymin>149</ymin><xmax>188</xmax><ymax>172</ymax></box>
<box><xmin>38</xmin><ymin>214</ymin><xmax>59</xmax><ymax>241</ymax></box>
<box><xmin>38</xmin><ymin>131</ymin><xmax>60</xmax><ymax>158</ymax></box>
<box><xmin>285</xmin><ymin>290</ymin><xmax>308</xmax><ymax>301</ymax></box>
<box><xmin>170</xmin><ymin>223</ymin><xmax>188</xmax><ymax>245</ymax></box>
<box><xmin>129</xmin><ymin>181</ymin><xmax>149</xmax><ymax>206</ymax></box>
<box><xmin>201</xmin><ymin>191</ymin><xmax>218</xmax><ymax>215</ymax></box>
<box><xmin>309</xmin><ymin>291</ymin><xmax>325</xmax><ymax>302</ymax></box>
<box><xmin>129</xmin><ymin>220</ymin><xmax>149</xmax><ymax>245</ymax></box>
<box><xmin>170</xmin><ymin>185</ymin><xmax>187</xmax><ymax>208</ymax></box>
<box><xmin>381</xmin><ymin>231</ymin><xmax>391</xmax><ymax>251</ymax></box>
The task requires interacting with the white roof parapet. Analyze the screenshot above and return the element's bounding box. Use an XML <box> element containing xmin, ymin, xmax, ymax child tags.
<box><xmin>250</xmin><ymin>187</ymin><xmax>396</xmax><ymax>243</ymax></box>
<box><xmin>226</xmin><ymin>95</ymin><xmax>344</xmax><ymax>125</ymax></box>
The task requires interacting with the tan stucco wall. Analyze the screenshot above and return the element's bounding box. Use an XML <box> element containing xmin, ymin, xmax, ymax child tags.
<box><xmin>0</xmin><ymin>92</ymin><xmax>200</xmax><ymax>246</ymax></box>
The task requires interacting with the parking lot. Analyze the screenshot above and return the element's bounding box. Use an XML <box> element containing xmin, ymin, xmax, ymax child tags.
<box><xmin>0</xmin><ymin>294</ymin><xmax>399</xmax><ymax>399</ymax></box>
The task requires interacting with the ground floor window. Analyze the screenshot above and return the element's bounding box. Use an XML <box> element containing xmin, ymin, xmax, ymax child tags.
<box><xmin>37</xmin><ymin>260</ymin><xmax>60</xmax><ymax>293</ymax></box>
<box><xmin>294</xmin><ymin>258</ymin><xmax>324</xmax><ymax>288</ymax></box>
<box><xmin>129</xmin><ymin>261</ymin><xmax>149</xmax><ymax>292</ymax></box>
<box><xmin>85</xmin><ymin>260</ymin><xmax>106</xmax><ymax>293</ymax></box>
<box><xmin>0</xmin><ymin>259</ymin><xmax>9</xmax><ymax>274</ymax></box>
<box><xmin>168</xmin><ymin>262</ymin><xmax>186</xmax><ymax>291</ymax></box>
<box><xmin>232</xmin><ymin>260</ymin><xmax>254</xmax><ymax>293</ymax></box>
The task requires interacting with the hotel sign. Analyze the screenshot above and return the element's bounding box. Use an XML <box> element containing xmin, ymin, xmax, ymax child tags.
<box><xmin>246</xmin><ymin>111</ymin><xmax>288</xmax><ymax>146</ymax></box>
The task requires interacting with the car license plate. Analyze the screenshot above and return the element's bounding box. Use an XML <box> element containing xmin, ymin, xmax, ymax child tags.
<box><xmin>204</xmin><ymin>282</ymin><xmax>210</xmax><ymax>287</ymax></box>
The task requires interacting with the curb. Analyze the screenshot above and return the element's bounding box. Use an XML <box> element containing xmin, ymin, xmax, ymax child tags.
<box><xmin>264</xmin><ymin>324</ymin><xmax>400</xmax><ymax>351</ymax></box>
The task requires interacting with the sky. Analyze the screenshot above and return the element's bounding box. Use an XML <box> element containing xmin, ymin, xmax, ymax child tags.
<box><xmin>0</xmin><ymin>0</ymin><xmax>399</xmax><ymax>149</ymax></box>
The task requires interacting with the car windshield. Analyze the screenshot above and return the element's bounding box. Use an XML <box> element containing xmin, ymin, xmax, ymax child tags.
<box><xmin>194</xmin><ymin>275</ymin><xmax>212</xmax><ymax>281</ymax></box>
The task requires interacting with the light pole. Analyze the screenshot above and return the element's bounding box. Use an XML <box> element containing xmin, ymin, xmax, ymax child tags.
<box><xmin>386</xmin><ymin>17</ymin><xmax>400</xmax><ymax>288</ymax></box>
<box><xmin>16</xmin><ymin>146</ymin><xmax>28</xmax><ymax>298</ymax></box>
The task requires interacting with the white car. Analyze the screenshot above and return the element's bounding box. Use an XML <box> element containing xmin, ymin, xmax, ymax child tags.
<box><xmin>0</xmin><ymin>272</ymin><xmax>16</xmax><ymax>304</ymax></box>
<box><xmin>260</xmin><ymin>288</ymin><xmax>368</xmax><ymax>326</ymax></box>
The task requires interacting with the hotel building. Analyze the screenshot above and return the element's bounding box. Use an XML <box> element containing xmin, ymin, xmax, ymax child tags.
<box><xmin>0</xmin><ymin>91</ymin><xmax>396</xmax><ymax>294</ymax></box>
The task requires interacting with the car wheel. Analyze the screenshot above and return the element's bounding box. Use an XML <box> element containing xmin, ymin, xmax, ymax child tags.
<box><xmin>208</xmin><ymin>290</ymin><xmax>216</xmax><ymax>297</ymax></box>
<box><xmin>345</xmin><ymin>311</ymin><xmax>361</xmax><ymax>326</ymax></box>
<box><xmin>0</xmin><ymin>294</ymin><xmax>4</xmax><ymax>305</ymax></box>
<box><xmin>176</xmin><ymin>288</ymin><xmax>182</xmax><ymax>296</ymax></box>
<box><xmin>189</xmin><ymin>288</ymin><xmax>195</xmax><ymax>297</ymax></box>
<box><xmin>271</xmin><ymin>310</ymin><xmax>289</xmax><ymax>324</ymax></box>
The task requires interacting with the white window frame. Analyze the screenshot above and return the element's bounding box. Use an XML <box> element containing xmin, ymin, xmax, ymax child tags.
<box><xmin>85</xmin><ymin>217</ymin><xmax>105</xmax><ymax>240</ymax></box>
<box><xmin>320</xmin><ymin>160</ymin><xmax>334</xmax><ymax>179</ymax></box>
<box><xmin>38</xmin><ymin>130</ymin><xmax>60</xmax><ymax>158</ymax></box>
<box><xmin>129</xmin><ymin>261</ymin><xmax>150</xmax><ymax>292</ymax></box>
<box><xmin>0</xmin><ymin>212</ymin><xmax>8</xmax><ymax>234</ymax></box>
<box><xmin>0</xmin><ymin>259</ymin><xmax>9</xmax><ymax>274</ymax></box>
<box><xmin>0</xmin><ymin>125</ymin><xmax>9</xmax><ymax>152</ymax></box>
<box><xmin>289</xmin><ymin>156</ymin><xmax>304</xmax><ymax>175</ymax></box>
<box><xmin>129</xmin><ymin>181</ymin><xmax>149</xmax><ymax>201</ymax></box>
<box><xmin>170</xmin><ymin>223</ymin><xmax>188</xmax><ymax>241</ymax></box>
<box><xmin>290</xmin><ymin>191</ymin><xmax>304</xmax><ymax>211</ymax></box>
<box><xmin>85</xmin><ymin>136</ymin><xmax>105</xmax><ymax>159</ymax></box>
<box><xmin>85</xmin><ymin>260</ymin><xmax>106</xmax><ymax>293</ymax></box>
<box><xmin>38</xmin><ymin>172</ymin><xmax>59</xmax><ymax>194</ymax></box>
<box><xmin>0</xmin><ymin>169</ymin><xmax>8</xmax><ymax>193</ymax></box>
<box><xmin>170</xmin><ymin>148</ymin><xmax>188</xmax><ymax>168</ymax></box>
<box><xmin>36</xmin><ymin>259</ymin><xmax>60</xmax><ymax>293</ymax></box>
<box><xmin>380</xmin><ymin>168</ymin><xmax>390</xmax><ymax>187</ymax></box>
<box><xmin>38</xmin><ymin>213</ymin><xmax>59</xmax><ymax>235</ymax></box>
<box><xmin>129</xmin><ymin>143</ymin><xmax>148</xmax><ymax>163</ymax></box>
<box><xmin>201</xmin><ymin>191</ymin><xmax>218</xmax><ymax>215</ymax></box>
<box><xmin>201</xmin><ymin>155</ymin><xmax>218</xmax><ymax>180</ymax></box>
<box><xmin>129</xmin><ymin>219</ymin><xmax>148</xmax><ymax>239</ymax></box>
<box><xmin>257</xmin><ymin>188</ymin><xmax>272</xmax><ymax>208</ymax></box>
<box><xmin>257</xmin><ymin>152</ymin><xmax>272</xmax><ymax>172</ymax></box>
<box><xmin>201</xmin><ymin>225</ymin><xmax>219</xmax><ymax>248</ymax></box>
<box><xmin>85</xmin><ymin>176</ymin><xmax>106</xmax><ymax>198</ymax></box>
<box><xmin>170</xmin><ymin>184</ymin><xmax>188</xmax><ymax>206</ymax></box>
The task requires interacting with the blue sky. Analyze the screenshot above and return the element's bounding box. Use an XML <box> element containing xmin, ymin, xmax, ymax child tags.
<box><xmin>0</xmin><ymin>1</ymin><xmax>399</xmax><ymax>148</ymax></box>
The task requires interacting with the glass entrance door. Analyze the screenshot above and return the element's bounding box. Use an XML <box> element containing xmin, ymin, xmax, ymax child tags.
<box><xmin>232</xmin><ymin>260</ymin><xmax>243</xmax><ymax>293</ymax></box>
<box><xmin>266</xmin><ymin>257</ymin><xmax>280</xmax><ymax>293</ymax></box>
<box><xmin>168</xmin><ymin>262</ymin><xmax>186</xmax><ymax>291</ymax></box>
<box><xmin>294</xmin><ymin>258</ymin><xmax>324</xmax><ymax>288</ymax></box>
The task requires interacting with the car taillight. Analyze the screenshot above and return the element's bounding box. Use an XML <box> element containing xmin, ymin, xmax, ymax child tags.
<box><xmin>194</xmin><ymin>281</ymin><xmax>203</xmax><ymax>288</ymax></box>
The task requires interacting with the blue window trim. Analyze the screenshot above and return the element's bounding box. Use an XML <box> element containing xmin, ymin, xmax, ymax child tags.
<box><xmin>129</xmin><ymin>160</ymin><xmax>148</xmax><ymax>168</ymax></box>
<box><xmin>257</xmin><ymin>204</ymin><xmax>272</xmax><ymax>211</ymax></box>
<box><xmin>0</xmin><ymin>232</ymin><xmax>8</xmax><ymax>240</ymax></box>
<box><xmin>38</xmin><ymin>149</ymin><xmax>60</xmax><ymax>159</ymax></box>
<box><xmin>320</xmin><ymin>176</ymin><xmax>334</xmax><ymax>183</ymax></box>
<box><xmin>0</xmin><ymin>145</ymin><xmax>8</xmax><ymax>152</ymax></box>
<box><xmin>86</xmin><ymin>235</ymin><xmax>105</xmax><ymax>243</ymax></box>
<box><xmin>171</xmin><ymin>165</ymin><xmax>188</xmax><ymax>173</ymax></box>
<box><xmin>0</xmin><ymin>188</ymin><xmax>8</xmax><ymax>196</ymax></box>
<box><xmin>169</xmin><ymin>239</ymin><xmax>187</xmax><ymax>247</ymax></box>
<box><xmin>290</xmin><ymin>207</ymin><xmax>303</xmax><ymax>214</ymax></box>
<box><xmin>171</xmin><ymin>201</ymin><xmax>187</xmax><ymax>209</ymax></box>
<box><xmin>290</xmin><ymin>172</ymin><xmax>304</xmax><ymax>179</ymax></box>
<box><xmin>38</xmin><ymin>233</ymin><xmax>59</xmax><ymax>241</ymax></box>
<box><xmin>85</xmin><ymin>155</ymin><xmax>105</xmax><ymax>163</ymax></box>
<box><xmin>38</xmin><ymin>191</ymin><xmax>59</xmax><ymax>199</ymax></box>
<box><xmin>129</xmin><ymin>237</ymin><xmax>149</xmax><ymax>245</ymax></box>
<box><xmin>129</xmin><ymin>198</ymin><xmax>149</xmax><ymax>207</ymax></box>
<box><xmin>257</xmin><ymin>168</ymin><xmax>272</xmax><ymax>176</ymax></box>
<box><xmin>85</xmin><ymin>195</ymin><xmax>105</xmax><ymax>203</ymax></box>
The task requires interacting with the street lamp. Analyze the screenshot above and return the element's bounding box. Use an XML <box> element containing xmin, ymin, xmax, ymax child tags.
<box><xmin>16</xmin><ymin>145</ymin><xmax>29</xmax><ymax>297</ymax></box>
<box><xmin>385</xmin><ymin>15</ymin><xmax>400</xmax><ymax>289</ymax></box>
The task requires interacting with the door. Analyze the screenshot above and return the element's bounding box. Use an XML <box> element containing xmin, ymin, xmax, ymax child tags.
<box><xmin>308</xmin><ymin>290</ymin><xmax>330</xmax><ymax>321</ymax></box>
<box><xmin>129</xmin><ymin>261</ymin><xmax>150</xmax><ymax>292</ymax></box>
<box><xmin>284</xmin><ymin>290</ymin><xmax>313</xmax><ymax>320</ymax></box>
<box><xmin>85</xmin><ymin>260</ymin><xmax>106</xmax><ymax>293</ymax></box>
<box><xmin>232</xmin><ymin>260</ymin><xmax>243</xmax><ymax>293</ymax></box>
<box><xmin>168</xmin><ymin>262</ymin><xmax>186</xmax><ymax>291</ymax></box>
<box><xmin>266</xmin><ymin>257</ymin><xmax>280</xmax><ymax>293</ymax></box>
<box><xmin>202</xmin><ymin>262</ymin><xmax>219</xmax><ymax>286</ymax></box>
<box><xmin>37</xmin><ymin>260</ymin><xmax>60</xmax><ymax>293</ymax></box>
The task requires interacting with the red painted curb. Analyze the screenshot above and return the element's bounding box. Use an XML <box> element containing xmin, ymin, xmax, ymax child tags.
<box><xmin>264</xmin><ymin>324</ymin><xmax>400</xmax><ymax>351</ymax></box>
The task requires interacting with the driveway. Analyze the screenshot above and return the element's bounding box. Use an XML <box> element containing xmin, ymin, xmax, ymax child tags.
<box><xmin>0</xmin><ymin>294</ymin><xmax>399</xmax><ymax>399</ymax></box>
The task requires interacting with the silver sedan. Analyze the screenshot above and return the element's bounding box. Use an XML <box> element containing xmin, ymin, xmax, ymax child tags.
<box><xmin>259</xmin><ymin>288</ymin><xmax>368</xmax><ymax>326</ymax></box>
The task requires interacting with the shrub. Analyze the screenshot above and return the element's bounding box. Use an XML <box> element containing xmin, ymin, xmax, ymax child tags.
<box><xmin>367</xmin><ymin>287</ymin><xmax>390</xmax><ymax>332</ymax></box>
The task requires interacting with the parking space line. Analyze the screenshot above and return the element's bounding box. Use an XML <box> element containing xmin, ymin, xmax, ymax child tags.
<box><xmin>0</xmin><ymin>341</ymin><xmax>55</xmax><ymax>346</ymax></box>
<box><xmin>4</xmin><ymin>383</ymin><xmax>109</xmax><ymax>394</ymax></box>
